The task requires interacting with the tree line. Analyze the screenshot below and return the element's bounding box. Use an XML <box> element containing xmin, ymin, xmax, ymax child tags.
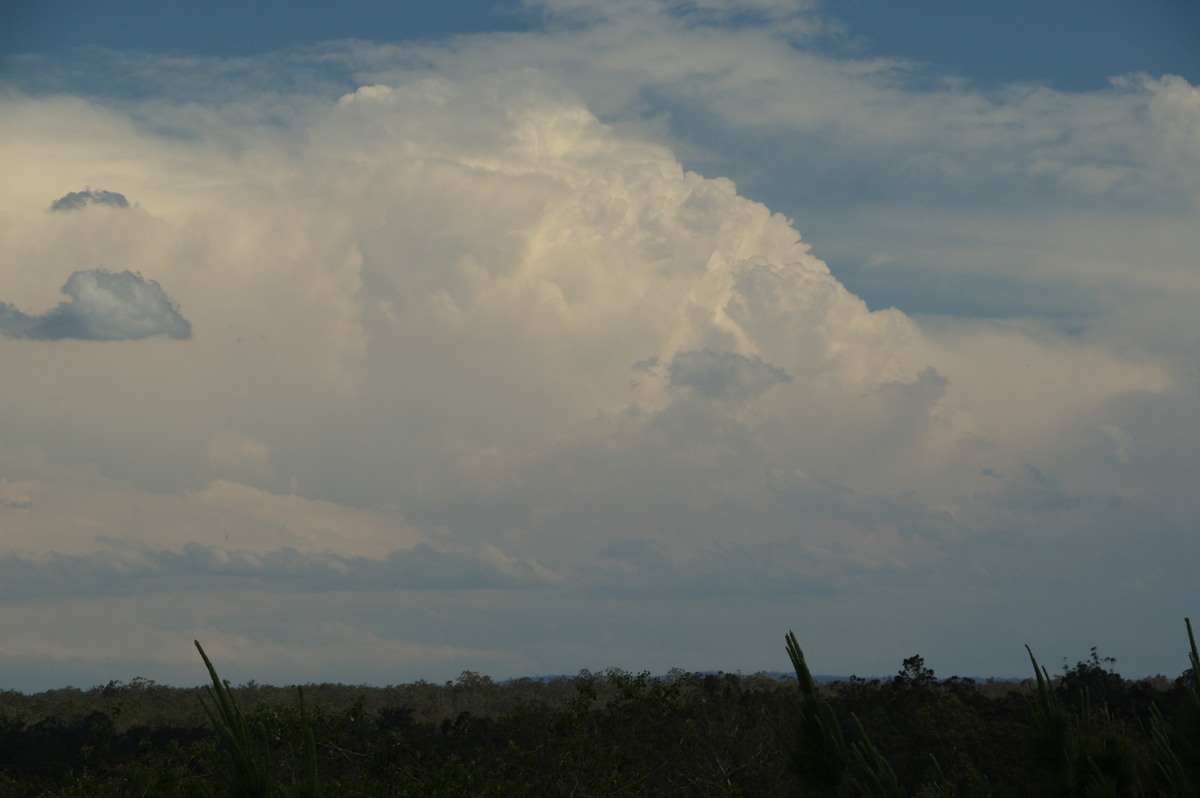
<box><xmin>0</xmin><ymin>621</ymin><xmax>1195</xmax><ymax>796</ymax></box>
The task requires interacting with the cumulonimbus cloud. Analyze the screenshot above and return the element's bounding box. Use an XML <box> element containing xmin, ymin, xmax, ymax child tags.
<box><xmin>0</xmin><ymin>269</ymin><xmax>191</xmax><ymax>341</ymax></box>
<box><xmin>0</xmin><ymin>12</ymin><xmax>1196</xmax><ymax>689</ymax></box>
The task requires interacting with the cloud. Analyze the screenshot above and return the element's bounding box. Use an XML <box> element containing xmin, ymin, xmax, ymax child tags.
<box><xmin>0</xmin><ymin>540</ymin><xmax>559</xmax><ymax>601</ymax></box>
<box><xmin>425</xmin><ymin>5</ymin><xmax>1197</xmax><ymax>353</ymax></box>
<box><xmin>0</xmin><ymin>5</ymin><xmax>1196</xmax><ymax>688</ymax></box>
<box><xmin>594</xmin><ymin>536</ymin><xmax>841</xmax><ymax>598</ymax></box>
<box><xmin>0</xmin><ymin>478</ymin><xmax>33</xmax><ymax>509</ymax></box>
<box><xmin>666</xmin><ymin>348</ymin><xmax>791</xmax><ymax>401</ymax></box>
<box><xmin>0</xmin><ymin>269</ymin><xmax>191</xmax><ymax>340</ymax></box>
<box><xmin>49</xmin><ymin>187</ymin><xmax>129</xmax><ymax>212</ymax></box>
<box><xmin>207</xmin><ymin>430</ymin><xmax>277</xmax><ymax>486</ymax></box>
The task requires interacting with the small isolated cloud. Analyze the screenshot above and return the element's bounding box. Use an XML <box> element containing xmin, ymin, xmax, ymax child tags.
<box><xmin>667</xmin><ymin>348</ymin><xmax>792</xmax><ymax>401</ymax></box>
<box><xmin>49</xmin><ymin>188</ymin><xmax>129</xmax><ymax>212</ymax></box>
<box><xmin>0</xmin><ymin>269</ymin><xmax>191</xmax><ymax>341</ymax></box>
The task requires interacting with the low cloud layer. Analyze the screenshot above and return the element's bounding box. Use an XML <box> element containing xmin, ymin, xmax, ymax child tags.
<box><xmin>0</xmin><ymin>540</ymin><xmax>558</xmax><ymax>601</ymax></box>
<box><xmin>0</xmin><ymin>269</ymin><xmax>191</xmax><ymax>340</ymax></box>
<box><xmin>0</xmin><ymin>1</ymin><xmax>1196</xmax><ymax>690</ymax></box>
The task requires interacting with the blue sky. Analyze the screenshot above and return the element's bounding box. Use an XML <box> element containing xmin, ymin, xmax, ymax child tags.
<box><xmin>1</xmin><ymin>0</ymin><xmax>1198</xmax><ymax>691</ymax></box>
<box><xmin>5</xmin><ymin>0</ymin><xmax>1198</xmax><ymax>90</ymax></box>
<box><xmin>1</xmin><ymin>1</ymin><xmax>538</xmax><ymax>57</ymax></box>
<box><xmin>823</xmin><ymin>0</ymin><xmax>1200</xmax><ymax>91</ymax></box>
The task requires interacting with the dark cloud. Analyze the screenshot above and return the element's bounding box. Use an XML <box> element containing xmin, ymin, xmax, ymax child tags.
<box><xmin>667</xmin><ymin>348</ymin><xmax>792</xmax><ymax>401</ymax></box>
<box><xmin>49</xmin><ymin>188</ymin><xmax>129</xmax><ymax>212</ymax></box>
<box><xmin>0</xmin><ymin>269</ymin><xmax>191</xmax><ymax>340</ymax></box>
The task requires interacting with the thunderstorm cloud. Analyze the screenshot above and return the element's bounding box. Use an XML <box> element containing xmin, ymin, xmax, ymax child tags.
<box><xmin>0</xmin><ymin>1</ymin><xmax>1197</xmax><ymax>689</ymax></box>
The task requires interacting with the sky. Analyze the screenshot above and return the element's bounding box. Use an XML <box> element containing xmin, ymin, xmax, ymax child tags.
<box><xmin>1</xmin><ymin>0</ymin><xmax>1198</xmax><ymax>692</ymax></box>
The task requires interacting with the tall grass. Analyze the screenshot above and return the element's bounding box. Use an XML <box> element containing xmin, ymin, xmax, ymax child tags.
<box><xmin>778</xmin><ymin>630</ymin><xmax>905</xmax><ymax>797</ymax></box>
<box><xmin>195</xmin><ymin>640</ymin><xmax>323</xmax><ymax>798</ymax></box>
<box><xmin>777</xmin><ymin>630</ymin><xmax>848</xmax><ymax>796</ymax></box>
<box><xmin>195</xmin><ymin>640</ymin><xmax>275</xmax><ymax>797</ymax></box>
<box><xmin>779</xmin><ymin>620</ymin><xmax>1199</xmax><ymax>798</ymax></box>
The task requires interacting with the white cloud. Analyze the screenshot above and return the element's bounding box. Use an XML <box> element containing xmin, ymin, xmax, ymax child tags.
<box><xmin>0</xmin><ymin>3</ymin><xmax>1197</xmax><ymax>688</ymax></box>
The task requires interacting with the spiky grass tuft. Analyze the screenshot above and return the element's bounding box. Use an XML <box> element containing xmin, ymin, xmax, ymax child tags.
<box><xmin>195</xmin><ymin>640</ymin><xmax>275</xmax><ymax>798</ymax></box>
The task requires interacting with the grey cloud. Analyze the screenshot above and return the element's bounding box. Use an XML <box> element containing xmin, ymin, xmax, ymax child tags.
<box><xmin>978</xmin><ymin>465</ymin><xmax>1083</xmax><ymax>514</ymax></box>
<box><xmin>632</xmin><ymin>355</ymin><xmax>662</xmax><ymax>374</ymax></box>
<box><xmin>0</xmin><ymin>541</ymin><xmax>555</xmax><ymax>601</ymax></box>
<box><xmin>594</xmin><ymin>538</ymin><xmax>839</xmax><ymax>598</ymax></box>
<box><xmin>667</xmin><ymin>348</ymin><xmax>792</xmax><ymax>401</ymax></box>
<box><xmin>49</xmin><ymin>188</ymin><xmax>129</xmax><ymax>212</ymax></box>
<box><xmin>379</xmin><ymin>544</ymin><xmax>536</xmax><ymax>590</ymax></box>
<box><xmin>0</xmin><ymin>270</ymin><xmax>191</xmax><ymax>340</ymax></box>
<box><xmin>872</xmin><ymin>366</ymin><xmax>948</xmax><ymax>406</ymax></box>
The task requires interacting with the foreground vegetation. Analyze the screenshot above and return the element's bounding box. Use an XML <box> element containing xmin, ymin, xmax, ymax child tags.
<box><xmin>0</xmin><ymin>622</ymin><xmax>1196</xmax><ymax>796</ymax></box>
